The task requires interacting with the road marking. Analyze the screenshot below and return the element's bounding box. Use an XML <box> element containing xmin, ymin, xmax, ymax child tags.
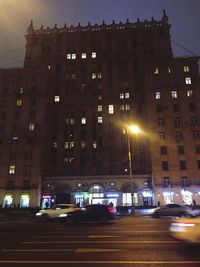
<box><xmin>22</xmin><ymin>240</ymin><xmax>180</xmax><ymax>244</ymax></box>
<box><xmin>0</xmin><ymin>260</ymin><xmax>200</xmax><ymax>264</ymax></box>
<box><xmin>1</xmin><ymin>249</ymin><xmax>74</xmax><ymax>252</ymax></box>
<box><xmin>75</xmin><ymin>248</ymin><xmax>126</xmax><ymax>253</ymax></box>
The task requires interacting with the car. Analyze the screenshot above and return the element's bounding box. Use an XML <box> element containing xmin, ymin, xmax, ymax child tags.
<box><xmin>152</xmin><ymin>204</ymin><xmax>193</xmax><ymax>218</ymax></box>
<box><xmin>59</xmin><ymin>204</ymin><xmax>116</xmax><ymax>223</ymax></box>
<box><xmin>36</xmin><ymin>204</ymin><xmax>80</xmax><ymax>221</ymax></box>
<box><xmin>169</xmin><ymin>213</ymin><xmax>200</xmax><ymax>243</ymax></box>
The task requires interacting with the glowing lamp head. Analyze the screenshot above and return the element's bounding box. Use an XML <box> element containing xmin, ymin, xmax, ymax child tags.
<box><xmin>128</xmin><ymin>124</ymin><xmax>141</xmax><ymax>135</ymax></box>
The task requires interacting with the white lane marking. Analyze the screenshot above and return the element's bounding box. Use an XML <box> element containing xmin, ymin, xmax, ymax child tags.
<box><xmin>75</xmin><ymin>248</ymin><xmax>126</xmax><ymax>253</ymax></box>
<box><xmin>1</xmin><ymin>249</ymin><xmax>74</xmax><ymax>252</ymax></box>
<box><xmin>22</xmin><ymin>240</ymin><xmax>180</xmax><ymax>244</ymax></box>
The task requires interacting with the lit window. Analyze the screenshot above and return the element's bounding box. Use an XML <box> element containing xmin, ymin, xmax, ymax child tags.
<box><xmin>64</xmin><ymin>142</ymin><xmax>69</xmax><ymax>149</ymax></box>
<box><xmin>97</xmin><ymin>73</ymin><xmax>102</xmax><ymax>79</ymax></box>
<box><xmin>184</xmin><ymin>65</ymin><xmax>190</xmax><ymax>72</ymax></box>
<box><xmin>187</xmin><ymin>90</ymin><xmax>193</xmax><ymax>97</ymax></box>
<box><xmin>125</xmin><ymin>93</ymin><xmax>130</xmax><ymax>99</ymax></box>
<box><xmin>70</xmin><ymin>118</ymin><xmax>75</xmax><ymax>124</ymax></box>
<box><xmin>155</xmin><ymin>91</ymin><xmax>161</xmax><ymax>99</ymax></box>
<box><xmin>97</xmin><ymin>105</ymin><xmax>102</xmax><ymax>112</ymax></box>
<box><xmin>120</xmin><ymin>93</ymin><xmax>124</xmax><ymax>99</ymax></box>
<box><xmin>9</xmin><ymin>165</ymin><xmax>15</xmax><ymax>174</ymax></box>
<box><xmin>71</xmin><ymin>74</ymin><xmax>76</xmax><ymax>79</ymax></box>
<box><xmin>81</xmin><ymin>53</ymin><xmax>87</xmax><ymax>59</ymax></box>
<box><xmin>98</xmin><ymin>95</ymin><xmax>102</xmax><ymax>100</ymax></box>
<box><xmin>81</xmin><ymin>118</ymin><xmax>86</xmax><ymax>124</ymax></box>
<box><xmin>67</xmin><ymin>54</ymin><xmax>71</xmax><ymax>59</ymax></box>
<box><xmin>29</xmin><ymin>123</ymin><xmax>34</xmax><ymax>131</ymax></box>
<box><xmin>92</xmin><ymin>52</ymin><xmax>96</xmax><ymax>58</ymax></box>
<box><xmin>18</xmin><ymin>87</ymin><xmax>23</xmax><ymax>94</ymax></box>
<box><xmin>93</xmin><ymin>141</ymin><xmax>97</xmax><ymax>148</ymax></box>
<box><xmin>171</xmin><ymin>90</ymin><xmax>177</xmax><ymax>98</ymax></box>
<box><xmin>72</xmin><ymin>53</ymin><xmax>76</xmax><ymax>59</ymax></box>
<box><xmin>81</xmin><ymin>141</ymin><xmax>86</xmax><ymax>148</ymax></box>
<box><xmin>16</xmin><ymin>99</ymin><xmax>22</xmax><ymax>106</ymax></box>
<box><xmin>160</xmin><ymin>132</ymin><xmax>165</xmax><ymax>139</ymax></box>
<box><xmin>92</xmin><ymin>73</ymin><xmax>96</xmax><ymax>79</ymax></box>
<box><xmin>185</xmin><ymin>77</ymin><xmax>192</xmax><ymax>84</ymax></box>
<box><xmin>154</xmin><ymin>68</ymin><xmax>159</xmax><ymax>74</ymax></box>
<box><xmin>54</xmin><ymin>96</ymin><xmax>60</xmax><ymax>102</ymax></box>
<box><xmin>168</xmin><ymin>67</ymin><xmax>171</xmax><ymax>74</ymax></box>
<box><xmin>108</xmin><ymin>105</ymin><xmax>114</xmax><ymax>114</ymax></box>
<box><xmin>125</xmin><ymin>104</ymin><xmax>130</xmax><ymax>110</ymax></box>
<box><xmin>98</xmin><ymin>117</ymin><xmax>103</xmax><ymax>123</ymax></box>
<box><xmin>48</xmin><ymin>65</ymin><xmax>51</xmax><ymax>70</ymax></box>
<box><xmin>120</xmin><ymin>104</ymin><xmax>124</xmax><ymax>110</ymax></box>
<box><xmin>53</xmin><ymin>142</ymin><xmax>58</xmax><ymax>148</ymax></box>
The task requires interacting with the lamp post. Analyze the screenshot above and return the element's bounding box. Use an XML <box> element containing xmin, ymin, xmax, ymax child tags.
<box><xmin>126</xmin><ymin>124</ymin><xmax>141</xmax><ymax>214</ymax></box>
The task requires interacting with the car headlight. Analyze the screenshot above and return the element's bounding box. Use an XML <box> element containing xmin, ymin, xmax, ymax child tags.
<box><xmin>36</xmin><ymin>212</ymin><xmax>42</xmax><ymax>216</ymax></box>
<box><xmin>59</xmin><ymin>214</ymin><xmax>68</xmax><ymax>218</ymax></box>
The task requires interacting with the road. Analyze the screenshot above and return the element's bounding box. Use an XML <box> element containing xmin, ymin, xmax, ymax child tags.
<box><xmin>0</xmin><ymin>215</ymin><xmax>200</xmax><ymax>266</ymax></box>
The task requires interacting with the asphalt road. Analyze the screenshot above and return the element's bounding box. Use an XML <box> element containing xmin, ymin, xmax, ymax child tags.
<box><xmin>0</xmin><ymin>215</ymin><xmax>200</xmax><ymax>266</ymax></box>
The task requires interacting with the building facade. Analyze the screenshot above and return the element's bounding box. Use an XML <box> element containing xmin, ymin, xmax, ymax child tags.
<box><xmin>0</xmin><ymin>11</ymin><xmax>200</xmax><ymax>208</ymax></box>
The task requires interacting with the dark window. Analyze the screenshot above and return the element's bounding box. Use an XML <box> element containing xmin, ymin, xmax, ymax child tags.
<box><xmin>163</xmin><ymin>176</ymin><xmax>170</xmax><ymax>186</ymax></box>
<box><xmin>162</xmin><ymin>161</ymin><xmax>169</xmax><ymax>170</ymax></box>
<box><xmin>173</xmin><ymin>103</ymin><xmax>179</xmax><ymax>112</ymax></box>
<box><xmin>198</xmin><ymin>160</ymin><xmax>200</xmax><ymax>169</ymax></box>
<box><xmin>23</xmin><ymin>179</ymin><xmax>30</xmax><ymax>189</ymax></box>
<box><xmin>178</xmin><ymin>145</ymin><xmax>184</xmax><ymax>154</ymax></box>
<box><xmin>189</xmin><ymin>103</ymin><xmax>196</xmax><ymax>111</ymax></box>
<box><xmin>160</xmin><ymin>146</ymin><xmax>167</xmax><ymax>155</ymax></box>
<box><xmin>7</xmin><ymin>180</ymin><xmax>14</xmax><ymax>190</ymax></box>
<box><xmin>180</xmin><ymin>161</ymin><xmax>187</xmax><ymax>170</ymax></box>
<box><xmin>156</xmin><ymin>104</ymin><xmax>163</xmax><ymax>113</ymax></box>
<box><xmin>0</xmin><ymin>112</ymin><xmax>6</xmax><ymax>120</ymax></box>
<box><xmin>181</xmin><ymin>176</ymin><xmax>188</xmax><ymax>186</ymax></box>
<box><xmin>195</xmin><ymin>145</ymin><xmax>200</xmax><ymax>154</ymax></box>
<box><xmin>174</xmin><ymin>117</ymin><xmax>181</xmax><ymax>127</ymax></box>
<box><xmin>193</xmin><ymin>131</ymin><xmax>200</xmax><ymax>139</ymax></box>
<box><xmin>176</xmin><ymin>131</ymin><xmax>182</xmax><ymax>142</ymax></box>
<box><xmin>158</xmin><ymin>118</ymin><xmax>164</xmax><ymax>126</ymax></box>
<box><xmin>191</xmin><ymin>117</ymin><xmax>198</xmax><ymax>127</ymax></box>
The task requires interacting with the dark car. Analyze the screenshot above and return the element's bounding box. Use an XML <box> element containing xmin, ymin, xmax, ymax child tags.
<box><xmin>59</xmin><ymin>204</ymin><xmax>116</xmax><ymax>223</ymax></box>
<box><xmin>152</xmin><ymin>203</ymin><xmax>193</xmax><ymax>218</ymax></box>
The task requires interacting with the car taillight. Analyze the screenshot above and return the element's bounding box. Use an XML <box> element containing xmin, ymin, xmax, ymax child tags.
<box><xmin>108</xmin><ymin>207</ymin><xmax>116</xmax><ymax>213</ymax></box>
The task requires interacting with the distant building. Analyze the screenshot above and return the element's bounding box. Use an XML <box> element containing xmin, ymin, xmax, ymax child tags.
<box><xmin>0</xmin><ymin>11</ymin><xmax>199</xmax><ymax>208</ymax></box>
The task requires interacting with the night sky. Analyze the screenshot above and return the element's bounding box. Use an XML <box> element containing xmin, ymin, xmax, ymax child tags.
<box><xmin>0</xmin><ymin>0</ymin><xmax>200</xmax><ymax>68</ymax></box>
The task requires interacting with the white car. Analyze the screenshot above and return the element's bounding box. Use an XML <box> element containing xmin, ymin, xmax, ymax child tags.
<box><xmin>36</xmin><ymin>204</ymin><xmax>80</xmax><ymax>221</ymax></box>
<box><xmin>169</xmin><ymin>213</ymin><xmax>200</xmax><ymax>243</ymax></box>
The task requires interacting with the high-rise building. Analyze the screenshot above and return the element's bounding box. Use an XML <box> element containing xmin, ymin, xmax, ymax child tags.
<box><xmin>0</xmin><ymin>11</ymin><xmax>199</xmax><ymax>208</ymax></box>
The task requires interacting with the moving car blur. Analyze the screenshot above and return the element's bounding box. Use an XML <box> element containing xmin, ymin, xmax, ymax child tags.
<box><xmin>152</xmin><ymin>204</ymin><xmax>194</xmax><ymax>218</ymax></box>
<box><xmin>59</xmin><ymin>204</ymin><xmax>116</xmax><ymax>223</ymax></box>
<box><xmin>36</xmin><ymin>204</ymin><xmax>80</xmax><ymax>221</ymax></box>
<box><xmin>169</xmin><ymin>214</ymin><xmax>200</xmax><ymax>243</ymax></box>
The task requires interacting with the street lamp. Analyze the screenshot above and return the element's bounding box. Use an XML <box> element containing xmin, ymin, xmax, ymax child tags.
<box><xmin>126</xmin><ymin>124</ymin><xmax>141</xmax><ymax>214</ymax></box>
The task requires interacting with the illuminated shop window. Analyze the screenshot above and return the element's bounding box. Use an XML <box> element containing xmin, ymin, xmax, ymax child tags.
<box><xmin>120</xmin><ymin>104</ymin><xmax>125</xmax><ymax>110</ymax></box>
<box><xmin>54</xmin><ymin>96</ymin><xmax>60</xmax><ymax>102</ymax></box>
<box><xmin>20</xmin><ymin>194</ymin><xmax>30</xmax><ymax>208</ymax></box>
<box><xmin>9</xmin><ymin>165</ymin><xmax>15</xmax><ymax>174</ymax></box>
<box><xmin>125</xmin><ymin>104</ymin><xmax>130</xmax><ymax>110</ymax></box>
